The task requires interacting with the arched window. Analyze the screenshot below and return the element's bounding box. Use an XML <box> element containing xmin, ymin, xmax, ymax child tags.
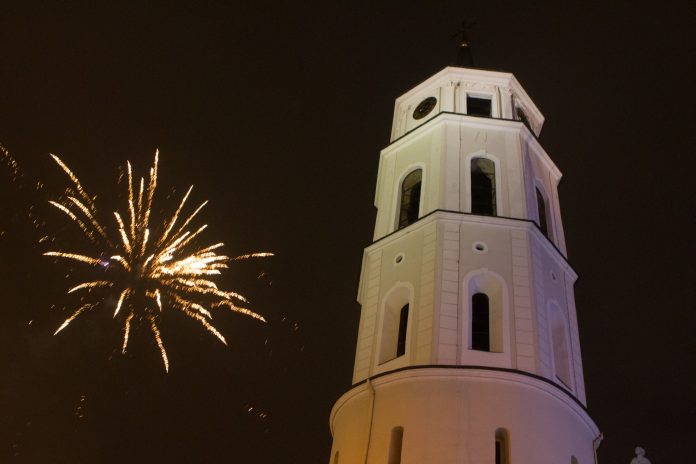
<box><xmin>333</xmin><ymin>451</ymin><xmax>339</xmax><ymax>464</ymax></box>
<box><xmin>549</xmin><ymin>303</ymin><xmax>572</xmax><ymax>387</ymax></box>
<box><xmin>536</xmin><ymin>187</ymin><xmax>552</xmax><ymax>239</ymax></box>
<box><xmin>467</xmin><ymin>272</ymin><xmax>505</xmax><ymax>353</ymax></box>
<box><xmin>571</xmin><ymin>456</ymin><xmax>579</xmax><ymax>464</ymax></box>
<box><xmin>379</xmin><ymin>287</ymin><xmax>411</xmax><ymax>364</ymax></box>
<box><xmin>398</xmin><ymin>169</ymin><xmax>422</xmax><ymax>229</ymax></box>
<box><xmin>388</xmin><ymin>427</ymin><xmax>404</xmax><ymax>464</ymax></box>
<box><xmin>495</xmin><ymin>428</ymin><xmax>510</xmax><ymax>464</ymax></box>
<box><xmin>471</xmin><ymin>158</ymin><xmax>496</xmax><ymax>216</ymax></box>
<box><xmin>471</xmin><ymin>293</ymin><xmax>490</xmax><ymax>351</ymax></box>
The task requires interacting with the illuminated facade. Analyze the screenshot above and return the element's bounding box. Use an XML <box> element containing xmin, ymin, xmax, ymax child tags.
<box><xmin>329</xmin><ymin>67</ymin><xmax>601</xmax><ymax>464</ymax></box>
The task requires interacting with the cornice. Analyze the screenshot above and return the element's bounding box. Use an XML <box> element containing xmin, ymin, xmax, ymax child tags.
<box><xmin>330</xmin><ymin>365</ymin><xmax>599</xmax><ymax>436</ymax></box>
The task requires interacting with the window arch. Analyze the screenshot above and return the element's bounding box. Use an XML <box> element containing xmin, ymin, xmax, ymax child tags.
<box><xmin>571</xmin><ymin>456</ymin><xmax>579</xmax><ymax>464</ymax></box>
<box><xmin>549</xmin><ymin>302</ymin><xmax>572</xmax><ymax>388</ymax></box>
<box><xmin>398</xmin><ymin>169</ymin><xmax>422</xmax><ymax>229</ymax></box>
<box><xmin>388</xmin><ymin>427</ymin><xmax>404</xmax><ymax>464</ymax></box>
<box><xmin>378</xmin><ymin>286</ymin><xmax>411</xmax><ymax>364</ymax></box>
<box><xmin>535</xmin><ymin>186</ymin><xmax>553</xmax><ymax>240</ymax></box>
<box><xmin>495</xmin><ymin>428</ymin><xmax>510</xmax><ymax>464</ymax></box>
<box><xmin>467</xmin><ymin>272</ymin><xmax>505</xmax><ymax>353</ymax></box>
<box><xmin>333</xmin><ymin>451</ymin><xmax>339</xmax><ymax>464</ymax></box>
<box><xmin>471</xmin><ymin>158</ymin><xmax>497</xmax><ymax>216</ymax></box>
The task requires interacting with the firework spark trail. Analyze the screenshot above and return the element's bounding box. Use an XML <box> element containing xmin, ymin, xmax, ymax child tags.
<box><xmin>49</xmin><ymin>201</ymin><xmax>97</xmax><ymax>243</ymax></box>
<box><xmin>114</xmin><ymin>289</ymin><xmax>131</xmax><ymax>317</ymax></box>
<box><xmin>1</xmin><ymin>143</ymin><xmax>53</xmax><ymax>242</ymax></box>
<box><xmin>234</xmin><ymin>252</ymin><xmax>275</xmax><ymax>260</ymax></box>
<box><xmin>122</xmin><ymin>312</ymin><xmax>134</xmax><ymax>353</ymax></box>
<box><xmin>44</xmin><ymin>151</ymin><xmax>272</xmax><ymax>371</ymax></box>
<box><xmin>44</xmin><ymin>251</ymin><xmax>102</xmax><ymax>266</ymax></box>
<box><xmin>147</xmin><ymin>313</ymin><xmax>169</xmax><ymax>372</ymax></box>
<box><xmin>67</xmin><ymin>281</ymin><xmax>113</xmax><ymax>293</ymax></box>
<box><xmin>49</xmin><ymin>154</ymin><xmax>97</xmax><ymax>216</ymax></box>
<box><xmin>0</xmin><ymin>143</ymin><xmax>22</xmax><ymax>182</ymax></box>
<box><xmin>54</xmin><ymin>303</ymin><xmax>96</xmax><ymax>335</ymax></box>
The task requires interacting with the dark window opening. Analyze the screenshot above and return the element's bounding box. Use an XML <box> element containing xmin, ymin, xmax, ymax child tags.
<box><xmin>471</xmin><ymin>293</ymin><xmax>490</xmax><ymax>351</ymax></box>
<box><xmin>398</xmin><ymin>170</ymin><xmax>422</xmax><ymax>229</ymax></box>
<box><xmin>467</xmin><ymin>95</ymin><xmax>492</xmax><ymax>117</ymax></box>
<box><xmin>495</xmin><ymin>429</ymin><xmax>510</xmax><ymax>464</ymax></box>
<box><xmin>516</xmin><ymin>106</ymin><xmax>530</xmax><ymax>129</ymax></box>
<box><xmin>471</xmin><ymin>158</ymin><xmax>496</xmax><ymax>216</ymax></box>
<box><xmin>536</xmin><ymin>187</ymin><xmax>549</xmax><ymax>237</ymax></box>
<box><xmin>388</xmin><ymin>427</ymin><xmax>404</xmax><ymax>464</ymax></box>
<box><xmin>396</xmin><ymin>304</ymin><xmax>409</xmax><ymax>358</ymax></box>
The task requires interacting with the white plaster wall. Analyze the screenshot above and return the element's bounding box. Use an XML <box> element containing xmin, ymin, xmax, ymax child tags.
<box><xmin>524</xmin><ymin>138</ymin><xmax>567</xmax><ymax>255</ymax></box>
<box><xmin>330</xmin><ymin>369</ymin><xmax>599</xmax><ymax>464</ymax></box>
<box><xmin>376</xmin><ymin>117</ymin><xmax>538</xmax><ymax>241</ymax></box>
<box><xmin>373</xmin><ymin>123</ymin><xmax>445</xmax><ymax>240</ymax></box>
<box><xmin>357</xmin><ymin>212</ymin><xmax>585</xmax><ymax>399</ymax></box>
<box><xmin>435</xmin><ymin>221</ymin><xmax>460</xmax><ymax>364</ymax></box>
<box><xmin>529</xmin><ymin>230</ymin><xmax>587</xmax><ymax>402</ymax></box>
<box><xmin>353</xmin><ymin>250</ymin><xmax>383</xmax><ymax>382</ymax></box>
<box><xmin>456</xmin><ymin>221</ymin><xmax>515</xmax><ymax>369</ymax></box>
<box><xmin>354</xmin><ymin>220</ymin><xmax>438</xmax><ymax>383</ymax></box>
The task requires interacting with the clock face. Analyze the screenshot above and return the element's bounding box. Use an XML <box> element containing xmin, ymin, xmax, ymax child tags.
<box><xmin>413</xmin><ymin>97</ymin><xmax>437</xmax><ymax>120</ymax></box>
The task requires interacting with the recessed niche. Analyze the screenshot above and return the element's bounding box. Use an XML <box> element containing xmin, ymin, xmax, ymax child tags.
<box><xmin>394</xmin><ymin>253</ymin><xmax>405</xmax><ymax>265</ymax></box>
<box><xmin>472</xmin><ymin>242</ymin><xmax>488</xmax><ymax>254</ymax></box>
<box><xmin>550</xmin><ymin>271</ymin><xmax>558</xmax><ymax>282</ymax></box>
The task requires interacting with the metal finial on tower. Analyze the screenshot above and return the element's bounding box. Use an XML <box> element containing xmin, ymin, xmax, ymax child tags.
<box><xmin>454</xmin><ymin>20</ymin><xmax>476</xmax><ymax>67</ymax></box>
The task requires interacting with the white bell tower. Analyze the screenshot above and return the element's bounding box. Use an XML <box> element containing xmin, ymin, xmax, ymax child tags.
<box><xmin>329</xmin><ymin>67</ymin><xmax>601</xmax><ymax>464</ymax></box>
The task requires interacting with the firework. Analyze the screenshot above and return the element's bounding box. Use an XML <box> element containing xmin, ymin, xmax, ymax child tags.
<box><xmin>44</xmin><ymin>150</ymin><xmax>271</xmax><ymax>371</ymax></box>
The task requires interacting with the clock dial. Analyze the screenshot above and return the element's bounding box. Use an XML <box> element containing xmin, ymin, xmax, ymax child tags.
<box><xmin>412</xmin><ymin>97</ymin><xmax>437</xmax><ymax>120</ymax></box>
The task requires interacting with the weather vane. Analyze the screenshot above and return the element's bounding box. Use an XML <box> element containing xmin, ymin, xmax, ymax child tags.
<box><xmin>454</xmin><ymin>19</ymin><xmax>476</xmax><ymax>67</ymax></box>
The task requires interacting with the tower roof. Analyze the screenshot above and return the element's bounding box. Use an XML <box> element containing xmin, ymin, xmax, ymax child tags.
<box><xmin>454</xmin><ymin>20</ymin><xmax>476</xmax><ymax>67</ymax></box>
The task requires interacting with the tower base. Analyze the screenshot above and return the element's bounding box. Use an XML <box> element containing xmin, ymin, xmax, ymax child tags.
<box><xmin>329</xmin><ymin>367</ymin><xmax>599</xmax><ymax>464</ymax></box>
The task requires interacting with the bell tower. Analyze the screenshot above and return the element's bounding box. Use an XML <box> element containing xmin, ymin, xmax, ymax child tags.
<box><xmin>329</xmin><ymin>67</ymin><xmax>601</xmax><ymax>464</ymax></box>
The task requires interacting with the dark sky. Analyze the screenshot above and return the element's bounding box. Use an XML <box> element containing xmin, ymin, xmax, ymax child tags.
<box><xmin>1</xmin><ymin>1</ymin><xmax>694</xmax><ymax>463</ymax></box>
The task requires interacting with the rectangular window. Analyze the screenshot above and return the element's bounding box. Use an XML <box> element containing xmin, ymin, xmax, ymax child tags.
<box><xmin>471</xmin><ymin>158</ymin><xmax>497</xmax><ymax>216</ymax></box>
<box><xmin>467</xmin><ymin>95</ymin><xmax>492</xmax><ymax>117</ymax></box>
<box><xmin>471</xmin><ymin>293</ymin><xmax>490</xmax><ymax>351</ymax></box>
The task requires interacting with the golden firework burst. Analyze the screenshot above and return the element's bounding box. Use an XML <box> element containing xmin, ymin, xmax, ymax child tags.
<box><xmin>44</xmin><ymin>150</ymin><xmax>270</xmax><ymax>371</ymax></box>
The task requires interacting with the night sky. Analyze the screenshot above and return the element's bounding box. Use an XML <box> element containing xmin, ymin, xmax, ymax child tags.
<box><xmin>1</xmin><ymin>2</ymin><xmax>694</xmax><ymax>463</ymax></box>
